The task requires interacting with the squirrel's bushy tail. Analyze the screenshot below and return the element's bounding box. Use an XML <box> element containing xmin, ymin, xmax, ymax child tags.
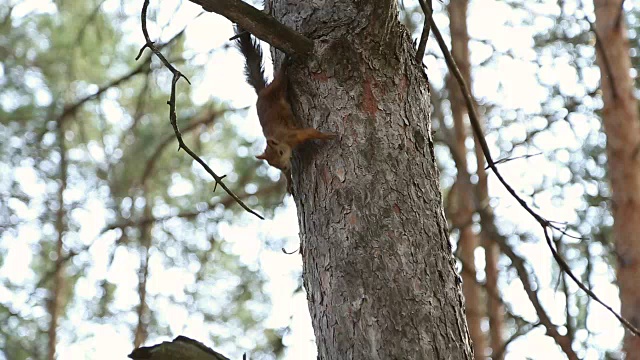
<box><xmin>234</xmin><ymin>26</ymin><xmax>267</xmax><ymax>94</ymax></box>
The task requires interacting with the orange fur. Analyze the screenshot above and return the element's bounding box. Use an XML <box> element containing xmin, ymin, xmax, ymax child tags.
<box><xmin>236</xmin><ymin>28</ymin><xmax>336</xmax><ymax>191</ymax></box>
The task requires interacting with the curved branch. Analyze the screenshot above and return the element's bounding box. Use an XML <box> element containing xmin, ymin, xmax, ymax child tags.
<box><xmin>191</xmin><ymin>0</ymin><xmax>313</xmax><ymax>56</ymax></box>
<box><xmin>496</xmin><ymin>234</ymin><xmax>578</xmax><ymax>359</ymax></box>
<box><xmin>140</xmin><ymin>107</ymin><xmax>228</xmax><ymax>186</ymax></box>
<box><xmin>102</xmin><ymin>182</ymin><xmax>281</xmax><ymax>234</ymax></box>
<box><xmin>415</xmin><ymin>0</ymin><xmax>432</xmax><ymax>61</ymax></box>
<box><xmin>54</xmin><ymin>28</ymin><xmax>186</xmax><ymax>132</ymax></box>
<box><xmin>139</xmin><ymin>0</ymin><xmax>263</xmax><ymax>219</ymax></box>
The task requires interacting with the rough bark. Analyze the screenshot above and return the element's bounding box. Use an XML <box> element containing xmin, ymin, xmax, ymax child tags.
<box><xmin>268</xmin><ymin>1</ymin><xmax>473</xmax><ymax>358</ymax></box>
<box><xmin>446</xmin><ymin>1</ymin><xmax>486</xmax><ymax>358</ymax></box>
<box><xmin>593</xmin><ymin>1</ymin><xmax>640</xmax><ymax>357</ymax></box>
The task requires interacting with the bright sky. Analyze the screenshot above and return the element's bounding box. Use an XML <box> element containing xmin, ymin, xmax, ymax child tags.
<box><xmin>1</xmin><ymin>0</ymin><xmax>632</xmax><ymax>359</ymax></box>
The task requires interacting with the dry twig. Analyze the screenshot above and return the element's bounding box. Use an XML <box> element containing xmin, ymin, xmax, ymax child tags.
<box><xmin>138</xmin><ymin>0</ymin><xmax>263</xmax><ymax>219</ymax></box>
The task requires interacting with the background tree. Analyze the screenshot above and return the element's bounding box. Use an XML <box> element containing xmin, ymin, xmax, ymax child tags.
<box><xmin>593</xmin><ymin>0</ymin><xmax>640</xmax><ymax>356</ymax></box>
<box><xmin>445</xmin><ymin>0</ymin><xmax>488</xmax><ymax>357</ymax></box>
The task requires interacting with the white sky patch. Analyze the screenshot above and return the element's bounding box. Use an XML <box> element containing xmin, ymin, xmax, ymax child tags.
<box><xmin>168</xmin><ymin>174</ymin><xmax>195</xmax><ymax>197</ymax></box>
<box><xmin>0</xmin><ymin>229</ymin><xmax>35</xmax><ymax>285</ymax></box>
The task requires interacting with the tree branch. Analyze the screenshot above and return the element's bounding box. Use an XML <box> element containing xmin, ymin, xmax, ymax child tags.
<box><xmin>494</xmin><ymin>322</ymin><xmax>542</xmax><ymax>360</ymax></box>
<box><xmin>140</xmin><ymin>107</ymin><xmax>229</xmax><ymax>186</ymax></box>
<box><xmin>52</xmin><ymin>27</ymin><xmax>186</xmax><ymax>135</ymax></box>
<box><xmin>419</xmin><ymin>0</ymin><xmax>640</xmax><ymax>336</ymax></box>
<box><xmin>129</xmin><ymin>336</ymin><xmax>230</xmax><ymax>360</ymax></box>
<box><xmin>57</xmin><ymin>58</ymin><xmax>150</xmax><ymax>126</ymax></box>
<box><xmin>138</xmin><ymin>0</ymin><xmax>263</xmax><ymax>220</ymax></box>
<box><xmin>102</xmin><ymin>182</ymin><xmax>280</xmax><ymax>234</ymax></box>
<box><xmin>190</xmin><ymin>0</ymin><xmax>313</xmax><ymax>56</ymax></box>
<box><xmin>494</xmin><ymin>232</ymin><xmax>578</xmax><ymax>359</ymax></box>
<box><xmin>415</xmin><ymin>0</ymin><xmax>432</xmax><ymax>61</ymax></box>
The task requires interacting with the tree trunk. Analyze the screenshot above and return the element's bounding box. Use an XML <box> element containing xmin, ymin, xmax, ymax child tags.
<box><xmin>593</xmin><ymin>1</ymin><xmax>640</xmax><ymax>358</ymax></box>
<box><xmin>48</xmin><ymin>120</ymin><xmax>67</xmax><ymax>360</ymax></box>
<box><xmin>134</xmin><ymin>195</ymin><xmax>152</xmax><ymax>348</ymax></box>
<box><xmin>478</xmin><ymin>209</ymin><xmax>503</xmax><ymax>359</ymax></box>
<box><xmin>475</xmin><ymin>143</ymin><xmax>503</xmax><ymax>358</ymax></box>
<box><xmin>446</xmin><ymin>1</ymin><xmax>487</xmax><ymax>358</ymax></box>
<box><xmin>269</xmin><ymin>1</ymin><xmax>474</xmax><ymax>358</ymax></box>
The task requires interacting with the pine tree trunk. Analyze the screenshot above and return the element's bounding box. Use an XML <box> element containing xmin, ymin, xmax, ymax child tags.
<box><xmin>593</xmin><ymin>1</ymin><xmax>640</xmax><ymax>358</ymax></box>
<box><xmin>268</xmin><ymin>1</ymin><xmax>474</xmax><ymax>358</ymax></box>
<box><xmin>48</xmin><ymin>120</ymin><xmax>67</xmax><ymax>360</ymax></box>
<box><xmin>134</xmin><ymin>196</ymin><xmax>152</xmax><ymax>348</ymax></box>
<box><xmin>447</xmin><ymin>1</ymin><xmax>487</xmax><ymax>358</ymax></box>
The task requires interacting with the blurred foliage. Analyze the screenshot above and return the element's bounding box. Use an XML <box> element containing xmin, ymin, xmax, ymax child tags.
<box><xmin>0</xmin><ymin>0</ymin><xmax>288</xmax><ymax>359</ymax></box>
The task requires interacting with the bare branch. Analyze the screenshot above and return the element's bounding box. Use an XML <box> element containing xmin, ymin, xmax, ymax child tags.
<box><xmin>138</xmin><ymin>0</ymin><xmax>263</xmax><ymax>220</ymax></box>
<box><xmin>102</xmin><ymin>182</ymin><xmax>280</xmax><ymax>234</ymax></box>
<box><xmin>419</xmin><ymin>0</ymin><xmax>640</xmax><ymax>336</ymax></box>
<box><xmin>54</xmin><ymin>28</ymin><xmax>186</xmax><ymax>132</ymax></box>
<box><xmin>459</xmin><ymin>219</ymin><xmax>577</xmax><ymax>358</ymax></box>
<box><xmin>494</xmin><ymin>322</ymin><xmax>542</xmax><ymax>360</ymax></box>
<box><xmin>190</xmin><ymin>0</ymin><xmax>313</xmax><ymax>56</ymax></box>
<box><xmin>58</xmin><ymin>60</ymin><xmax>150</xmax><ymax>126</ymax></box>
<box><xmin>140</xmin><ymin>107</ymin><xmax>229</xmax><ymax>186</ymax></box>
<box><xmin>415</xmin><ymin>0</ymin><xmax>432</xmax><ymax>61</ymax></box>
<box><xmin>489</xmin><ymin>152</ymin><xmax>543</xmax><ymax>169</ymax></box>
<box><xmin>493</xmin><ymin>229</ymin><xmax>578</xmax><ymax>359</ymax></box>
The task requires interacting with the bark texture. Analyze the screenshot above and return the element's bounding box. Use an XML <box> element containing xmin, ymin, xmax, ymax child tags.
<box><xmin>268</xmin><ymin>1</ymin><xmax>473</xmax><ymax>358</ymax></box>
<box><xmin>446</xmin><ymin>1</ymin><xmax>486</xmax><ymax>358</ymax></box>
<box><xmin>593</xmin><ymin>1</ymin><xmax>640</xmax><ymax>357</ymax></box>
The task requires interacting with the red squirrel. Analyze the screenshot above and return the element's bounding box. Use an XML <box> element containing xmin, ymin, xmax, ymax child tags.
<box><xmin>235</xmin><ymin>26</ymin><xmax>336</xmax><ymax>191</ymax></box>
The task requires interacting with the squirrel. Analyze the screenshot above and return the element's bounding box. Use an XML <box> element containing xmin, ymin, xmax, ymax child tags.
<box><xmin>234</xmin><ymin>26</ymin><xmax>336</xmax><ymax>192</ymax></box>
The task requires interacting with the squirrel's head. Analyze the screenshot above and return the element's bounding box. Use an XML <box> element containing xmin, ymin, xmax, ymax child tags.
<box><xmin>256</xmin><ymin>138</ymin><xmax>292</xmax><ymax>173</ymax></box>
